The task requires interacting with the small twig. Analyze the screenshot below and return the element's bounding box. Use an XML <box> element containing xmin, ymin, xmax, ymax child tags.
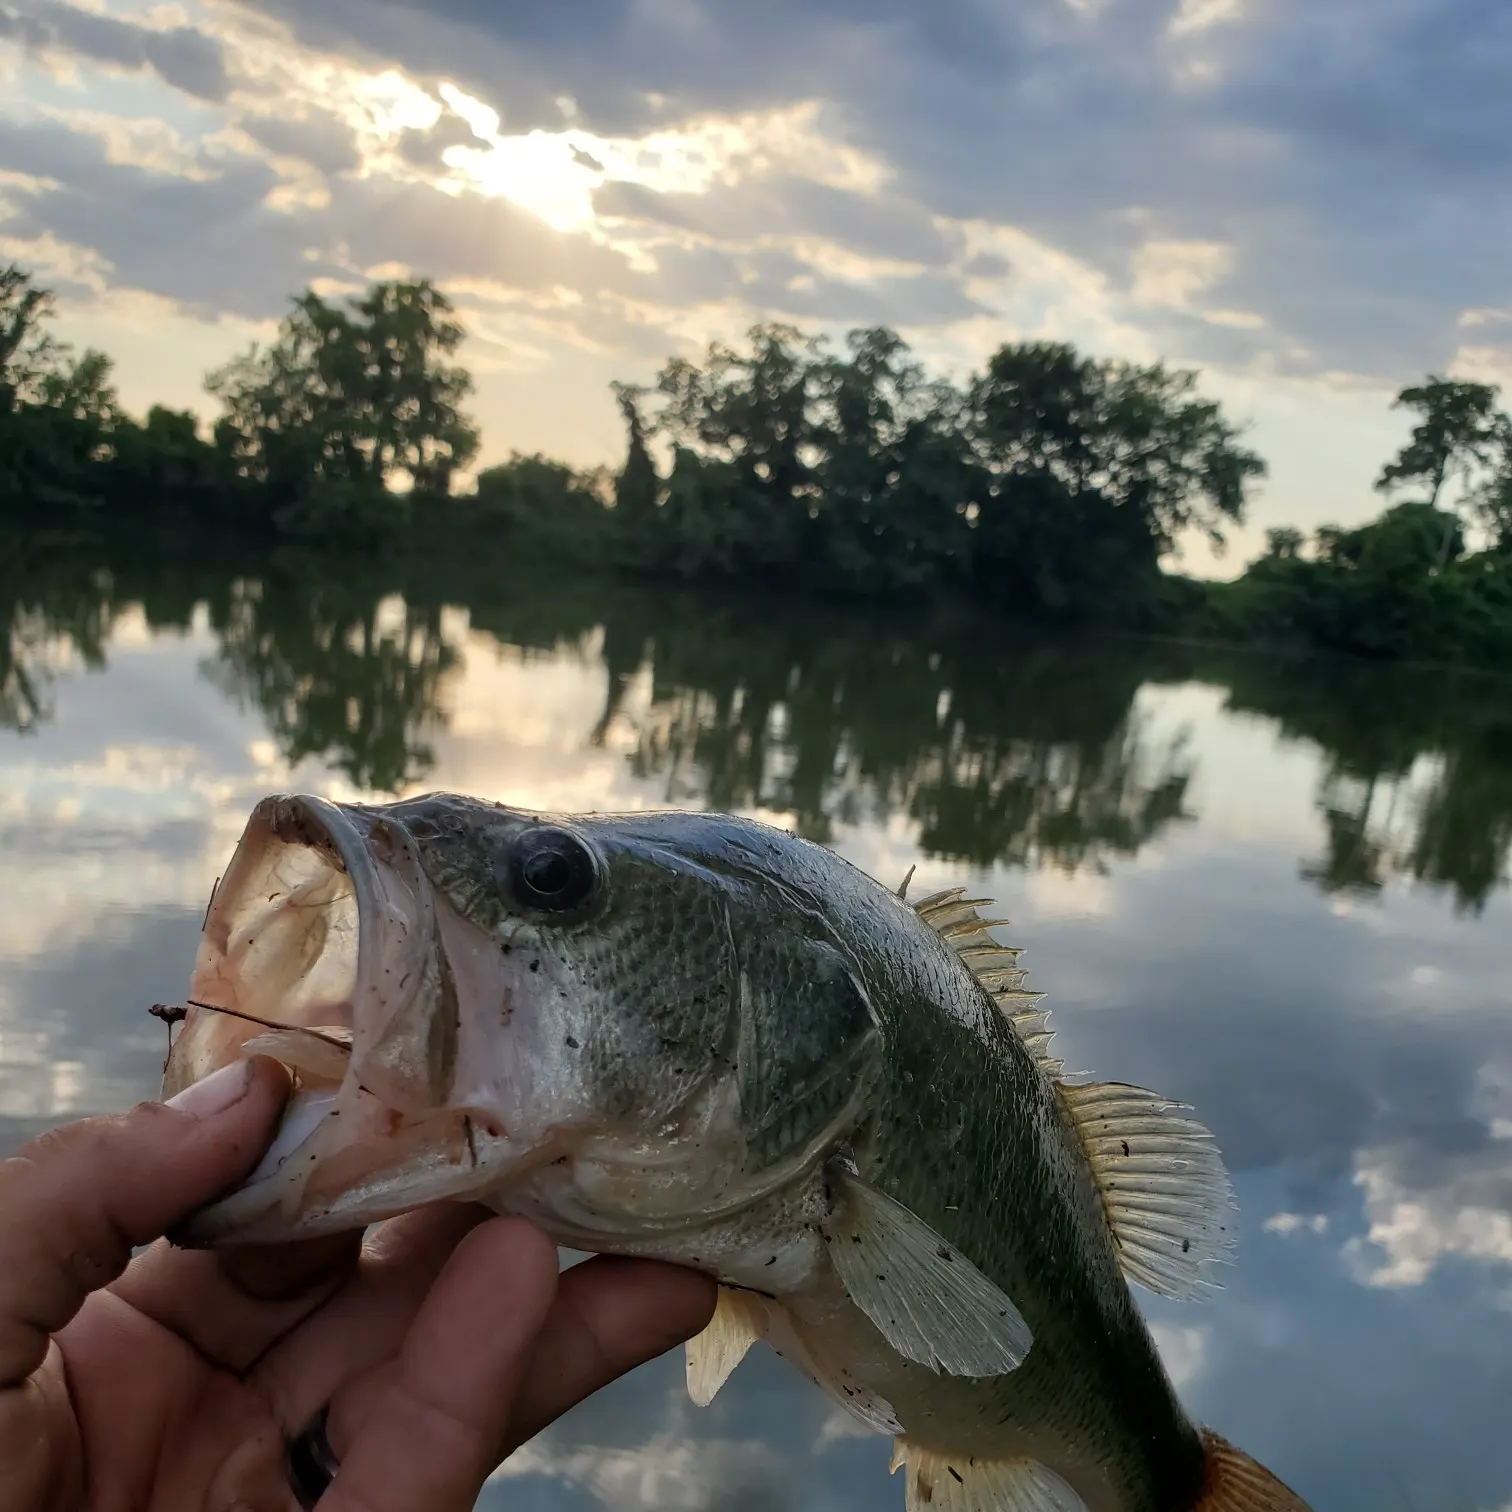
<box><xmin>183</xmin><ymin>998</ymin><xmax>353</xmax><ymax>1052</ymax></box>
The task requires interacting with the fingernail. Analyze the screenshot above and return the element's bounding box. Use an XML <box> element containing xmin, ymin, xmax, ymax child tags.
<box><xmin>166</xmin><ymin>1060</ymin><xmax>254</xmax><ymax>1119</ymax></box>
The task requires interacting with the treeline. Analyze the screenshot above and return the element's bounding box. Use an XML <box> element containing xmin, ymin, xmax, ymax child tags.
<box><xmin>5</xmin><ymin>260</ymin><xmax>1512</xmax><ymax>668</ymax></box>
<box><xmin>0</xmin><ymin>263</ymin><xmax>478</xmax><ymax>536</ymax></box>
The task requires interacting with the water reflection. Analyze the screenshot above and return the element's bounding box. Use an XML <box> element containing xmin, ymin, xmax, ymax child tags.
<box><xmin>3</xmin><ymin>529</ymin><xmax>1512</xmax><ymax>1511</ymax></box>
<box><xmin>208</xmin><ymin>573</ymin><xmax>458</xmax><ymax>793</ymax></box>
<box><xmin>1215</xmin><ymin>653</ymin><xmax>1512</xmax><ymax>913</ymax></box>
<box><xmin>11</xmin><ymin>533</ymin><xmax>1508</xmax><ymax>909</ymax></box>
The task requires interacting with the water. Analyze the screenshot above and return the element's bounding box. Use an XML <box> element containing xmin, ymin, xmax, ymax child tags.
<box><xmin>3</xmin><ymin>531</ymin><xmax>1511</xmax><ymax>1512</ymax></box>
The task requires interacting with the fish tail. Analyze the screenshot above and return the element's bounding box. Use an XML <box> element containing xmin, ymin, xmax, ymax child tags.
<box><xmin>1193</xmin><ymin>1429</ymin><xmax>1314</xmax><ymax>1511</ymax></box>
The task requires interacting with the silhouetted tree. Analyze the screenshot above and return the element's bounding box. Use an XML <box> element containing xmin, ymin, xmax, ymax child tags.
<box><xmin>611</xmin><ymin>382</ymin><xmax>659</xmax><ymax>522</ymax></box>
<box><xmin>207</xmin><ymin>279</ymin><xmax>478</xmax><ymax>520</ymax></box>
<box><xmin>1376</xmin><ymin>377</ymin><xmax>1505</xmax><ymax>522</ymax></box>
<box><xmin>1265</xmin><ymin>526</ymin><xmax>1305</xmax><ymax>559</ymax></box>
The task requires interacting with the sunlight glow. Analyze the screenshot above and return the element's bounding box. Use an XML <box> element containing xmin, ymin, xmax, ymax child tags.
<box><xmin>433</xmin><ymin>91</ymin><xmax>888</xmax><ymax>237</ymax></box>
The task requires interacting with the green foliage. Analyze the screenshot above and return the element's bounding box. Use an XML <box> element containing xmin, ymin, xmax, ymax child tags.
<box><xmin>1469</xmin><ymin>426</ymin><xmax>1512</xmax><ymax>551</ymax></box>
<box><xmin>611</xmin><ymin>382</ymin><xmax>660</xmax><ymax>523</ymax></box>
<box><xmin>8</xmin><ymin>251</ymin><xmax>1512</xmax><ymax>675</ymax></box>
<box><xmin>1376</xmin><ymin>377</ymin><xmax>1504</xmax><ymax>510</ymax></box>
<box><xmin>1265</xmin><ymin>526</ymin><xmax>1305</xmax><ymax>559</ymax></box>
<box><xmin>970</xmin><ymin>341</ymin><xmax>1264</xmax><ymax>555</ymax></box>
<box><xmin>0</xmin><ymin>264</ymin><xmax>122</xmax><ymax>503</ymax></box>
<box><xmin>206</xmin><ymin>278</ymin><xmax>479</xmax><ymax>526</ymax></box>
<box><xmin>1213</xmin><ymin>500</ymin><xmax>1512</xmax><ymax>667</ymax></box>
<box><xmin>598</xmin><ymin>323</ymin><xmax>1264</xmax><ymax>622</ymax></box>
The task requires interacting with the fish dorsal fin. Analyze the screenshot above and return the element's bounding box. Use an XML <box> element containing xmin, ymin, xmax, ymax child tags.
<box><xmin>890</xmin><ymin>1439</ymin><xmax>1085</xmax><ymax>1512</ymax></box>
<box><xmin>913</xmin><ymin>887</ymin><xmax>1062</xmax><ymax>1077</ymax></box>
<box><xmin>1057</xmin><ymin>1081</ymin><xmax>1237</xmax><ymax>1301</ymax></box>
<box><xmin>686</xmin><ymin>1285</ymin><xmax>766</xmax><ymax>1406</ymax></box>
<box><xmin>825</xmin><ymin>1169</ymin><xmax>1033</xmax><ymax>1378</ymax></box>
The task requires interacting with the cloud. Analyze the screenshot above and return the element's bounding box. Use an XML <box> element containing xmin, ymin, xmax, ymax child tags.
<box><xmin>238</xmin><ymin>107</ymin><xmax>360</xmax><ymax>177</ymax></box>
<box><xmin>0</xmin><ymin>0</ymin><xmax>229</xmax><ymax>101</ymax></box>
<box><xmin>222</xmin><ymin>0</ymin><xmax>1512</xmax><ymax>383</ymax></box>
<box><xmin>1</xmin><ymin>0</ymin><xmax>1509</xmax><ymax>550</ymax></box>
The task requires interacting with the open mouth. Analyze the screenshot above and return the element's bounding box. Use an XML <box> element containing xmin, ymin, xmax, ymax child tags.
<box><xmin>165</xmin><ymin>794</ymin><xmax>520</xmax><ymax>1247</ymax></box>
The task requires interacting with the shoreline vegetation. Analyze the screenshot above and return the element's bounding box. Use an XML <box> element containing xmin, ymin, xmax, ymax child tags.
<box><xmin>4</xmin><ymin>262</ymin><xmax>1512</xmax><ymax>670</ymax></box>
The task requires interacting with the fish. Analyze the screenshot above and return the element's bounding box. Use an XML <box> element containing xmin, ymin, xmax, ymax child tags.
<box><xmin>162</xmin><ymin>791</ymin><xmax>1313</xmax><ymax>1512</ymax></box>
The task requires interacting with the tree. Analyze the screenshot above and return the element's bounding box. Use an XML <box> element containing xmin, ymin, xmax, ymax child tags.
<box><xmin>1469</xmin><ymin>418</ymin><xmax>1512</xmax><ymax>552</ymax></box>
<box><xmin>0</xmin><ymin>263</ymin><xmax>60</xmax><ymax>412</ymax></box>
<box><xmin>611</xmin><ymin>382</ymin><xmax>659</xmax><ymax>522</ymax></box>
<box><xmin>207</xmin><ymin>279</ymin><xmax>479</xmax><ymax>507</ymax></box>
<box><xmin>1376</xmin><ymin>377</ymin><xmax>1504</xmax><ymax>511</ymax></box>
<box><xmin>0</xmin><ymin>265</ymin><xmax>121</xmax><ymax>500</ymax></box>
<box><xmin>970</xmin><ymin>343</ymin><xmax>1266</xmax><ymax>557</ymax></box>
<box><xmin>1265</xmin><ymin>526</ymin><xmax>1305</xmax><ymax>559</ymax></box>
<box><xmin>807</xmin><ymin>327</ymin><xmax>974</xmax><ymax>594</ymax></box>
<box><xmin>652</xmin><ymin>323</ymin><xmax>819</xmax><ymax>570</ymax></box>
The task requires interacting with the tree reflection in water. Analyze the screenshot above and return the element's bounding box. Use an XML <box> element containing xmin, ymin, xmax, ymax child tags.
<box><xmin>2</xmin><ymin>528</ymin><xmax>1509</xmax><ymax>912</ymax></box>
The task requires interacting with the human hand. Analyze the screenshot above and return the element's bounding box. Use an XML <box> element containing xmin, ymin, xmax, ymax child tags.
<box><xmin>0</xmin><ymin>1055</ymin><xmax>717</xmax><ymax>1512</ymax></box>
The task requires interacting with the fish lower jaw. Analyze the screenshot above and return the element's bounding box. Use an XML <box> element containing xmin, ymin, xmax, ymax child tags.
<box><xmin>172</xmin><ymin>1081</ymin><xmax>570</xmax><ymax>1247</ymax></box>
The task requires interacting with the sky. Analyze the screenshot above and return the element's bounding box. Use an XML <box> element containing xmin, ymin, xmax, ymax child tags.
<box><xmin>3</xmin><ymin>0</ymin><xmax>1511</xmax><ymax>574</ymax></box>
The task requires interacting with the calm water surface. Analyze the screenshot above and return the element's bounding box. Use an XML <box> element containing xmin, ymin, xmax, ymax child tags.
<box><xmin>3</xmin><ymin>538</ymin><xmax>1511</xmax><ymax>1512</ymax></box>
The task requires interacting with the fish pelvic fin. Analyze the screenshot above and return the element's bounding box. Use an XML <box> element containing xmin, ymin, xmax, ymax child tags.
<box><xmin>685</xmin><ymin>1285</ymin><xmax>766</xmax><ymax>1407</ymax></box>
<box><xmin>1057</xmin><ymin>1080</ymin><xmax>1238</xmax><ymax>1300</ymax></box>
<box><xmin>911</xmin><ymin>888</ymin><xmax>1062</xmax><ymax>1078</ymax></box>
<box><xmin>889</xmin><ymin>1439</ymin><xmax>1084</xmax><ymax>1512</ymax></box>
<box><xmin>1192</xmin><ymin>1430</ymin><xmax>1314</xmax><ymax>1511</ymax></box>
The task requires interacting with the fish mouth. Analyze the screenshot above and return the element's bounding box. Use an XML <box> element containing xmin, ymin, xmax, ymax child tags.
<box><xmin>165</xmin><ymin>794</ymin><xmax>537</xmax><ymax>1247</ymax></box>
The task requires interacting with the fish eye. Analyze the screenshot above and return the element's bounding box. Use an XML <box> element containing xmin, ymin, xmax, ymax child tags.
<box><xmin>507</xmin><ymin>827</ymin><xmax>600</xmax><ymax>915</ymax></box>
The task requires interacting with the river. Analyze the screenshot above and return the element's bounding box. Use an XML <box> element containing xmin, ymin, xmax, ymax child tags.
<box><xmin>2</xmin><ymin>534</ymin><xmax>1508</xmax><ymax>1510</ymax></box>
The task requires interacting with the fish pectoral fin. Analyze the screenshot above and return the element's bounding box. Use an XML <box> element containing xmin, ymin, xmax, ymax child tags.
<box><xmin>890</xmin><ymin>1439</ymin><xmax>1085</xmax><ymax>1512</ymax></box>
<box><xmin>685</xmin><ymin>1286</ymin><xmax>766</xmax><ymax>1407</ymax></box>
<box><xmin>824</xmin><ymin>1174</ymin><xmax>1032</xmax><ymax>1378</ymax></box>
<box><xmin>1057</xmin><ymin>1081</ymin><xmax>1238</xmax><ymax>1302</ymax></box>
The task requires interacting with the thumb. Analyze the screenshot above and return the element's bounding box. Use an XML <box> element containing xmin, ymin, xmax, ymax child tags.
<box><xmin>0</xmin><ymin>1056</ymin><xmax>289</xmax><ymax>1388</ymax></box>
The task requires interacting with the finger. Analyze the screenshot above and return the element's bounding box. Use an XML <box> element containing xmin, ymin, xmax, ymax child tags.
<box><xmin>0</xmin><ymin>1056</ymin><xmax>289</xmax><ymax>1388</ymax></box>
<box><xmin>319</xmin><ymin>1217</ymin><xmax>559</xmax><ymax>1512</ymax></box>
<box><xmin>500</xmin><ymin>1254</ymin><xmax>716</xmax><ymax>1452</ymax></box>
<box><xmin>108</xmin><ymin>1231</ymin><xmax>362</xmax><ymax>1374</ymax></box>
<box><xmin>324</xmin><ymin>1253</ymin><xmax>716</xmax><ymax>1464</ymax></box>
<box><xmin>253</xmin><ymin>1203</ymin><xmax>490</xmax><ymax>1430</ymax></box>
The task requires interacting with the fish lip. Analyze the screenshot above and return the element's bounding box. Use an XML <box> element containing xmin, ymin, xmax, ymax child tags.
<box><xmin>164</xmin><ymin>792</ymin><xmax>459</xmax><ymax>1244</ymax></box>
<box><xmin>170</xmin><ymin>1101</ymin><xmax>568</xmax><ymax>1249</ymax></box>
<box><xmin>274</xmin><ymin>793</ymin><xmax>390</xmax><ymax>1011</ymax></box>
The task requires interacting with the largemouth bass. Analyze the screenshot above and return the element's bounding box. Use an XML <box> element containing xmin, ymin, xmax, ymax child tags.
<box><xmin>163</xmin><ymin>793</ymin><xmax>1311</xmax><ymax>1512</ymax></box>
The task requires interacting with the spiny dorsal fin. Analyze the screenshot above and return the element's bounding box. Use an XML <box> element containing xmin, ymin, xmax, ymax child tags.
<box><xmin>685</xmin><ymin>1285</ymin><xmax>766</xmax><ymax>1406</ymax></box>
<box><xmin>913</xmin><ymin>887</ymin><xmax>1062</xmax><ymax>1077</ymax></box>
<box><xmin>1057</xmin><ymin>1081</ymin><xmax>1237</xmax><ymax>1301</ymax></box>
<box><xmin>889</xmin><ymin>1439</ymin><xmax>1083</xmax><ymax>1512</ymax></box>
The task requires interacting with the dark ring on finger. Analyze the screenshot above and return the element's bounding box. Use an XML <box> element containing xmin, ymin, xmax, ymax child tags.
<box><xmin>287</xmin><ymin>1405</ymin><xmax>341</xmax><ymax>1510</ymax></box>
